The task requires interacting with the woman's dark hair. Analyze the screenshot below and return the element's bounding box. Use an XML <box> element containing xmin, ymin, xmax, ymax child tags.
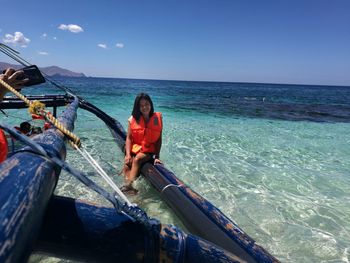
<box><xmin>132</xmin><ymin>93</ymin><xmax>154</xmax><ymax>122</ymax></box>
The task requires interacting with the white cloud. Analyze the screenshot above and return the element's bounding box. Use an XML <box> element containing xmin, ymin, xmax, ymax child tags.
<box><xmin>38</xmin><ymin>51</ymin><xmax>49</xmax><ymax>55</ymax></box>
<box><xmin>58</xmin><ymin>24</ymin><xmax>84</xmax><ymax>33</ymax></box>
<box><xmin>41</xmin><ymin>33</ymin><xmax>47</xmax><ymax>39</ymax></box>
<box><xmin>98</xmin><ymin>43</ymin><xmax>107</xmax><ymax>49</ymax></box>
<box><xmin>116</xmin><ymin>43</ymin><xmax>124</xmax><ymax>48</ymax></box>
<box><xmin>53</xmin><ymin>37</ymin><xmax>57</xmax><ymax>40</ymax></box>
<box><xmin>3</xmin><ymin>32</ymin><xmax>30</xmax><ymax>47</ymax></box>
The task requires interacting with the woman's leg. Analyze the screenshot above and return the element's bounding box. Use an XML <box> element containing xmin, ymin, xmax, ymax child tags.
<box><xmin>125</xmin><ymin>152</ymin><xmax>152</xmax><ymax>187</ymax></box>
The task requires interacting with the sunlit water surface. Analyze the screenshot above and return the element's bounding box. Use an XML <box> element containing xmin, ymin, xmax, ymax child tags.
<box><xmin>4</xmin><ymin>78</ymin><xmax>349</xmax><ymax>262</ymax></box>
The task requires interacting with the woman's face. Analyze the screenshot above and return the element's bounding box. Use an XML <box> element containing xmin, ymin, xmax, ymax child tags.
<box><xmin>139</xmin><ymin>98</ymin><xmax>151</xmax><ymax>116</ymax></box>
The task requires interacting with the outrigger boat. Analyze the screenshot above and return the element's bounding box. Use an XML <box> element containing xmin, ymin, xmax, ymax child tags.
<box><xmin>0</xmin><ymin>44</ymin><xmax>279</xmax><ymax>262</ymax></box>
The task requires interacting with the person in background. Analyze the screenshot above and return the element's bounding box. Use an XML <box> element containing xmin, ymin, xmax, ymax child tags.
<box><xmin>121</xmin><ymin>93</ymin><xmax>163</xmax><ymax>195</ymax></box>
<box><xmin>18</xmin><ymin>121</ymin><xmax>32</xmax><ymax>135</ymax></box>
<box><xmin>0</xmin><ymin>68</ymin><xmax>27</xmax><ymax>163</ymax></box>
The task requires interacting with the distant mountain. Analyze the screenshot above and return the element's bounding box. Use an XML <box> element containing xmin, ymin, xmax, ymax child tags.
<box><xmin>41</xmin><ymin>66</ymin><xmax>86</xmax><ymax>78</ymax></box>
<box><xmin>0</xmin><ymin>62</ymin><xmax>20</xmax><ymax>71</ymax></box>
<box><xmin>0</xmin><ymin>62</ymin><xmax>86</xmax><ymax>77</ymax></box>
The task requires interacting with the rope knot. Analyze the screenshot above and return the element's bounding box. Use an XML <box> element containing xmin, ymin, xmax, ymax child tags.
<box><xmin>28</xmin><ymin>100</ymin><xmax>45</xmax><ymax>115</ymax></box>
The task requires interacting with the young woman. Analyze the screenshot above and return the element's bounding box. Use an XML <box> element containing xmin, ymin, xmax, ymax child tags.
<box><xmin>121</xmin><ymin>93</ymin><xmax>163</xmax><ymax>195</ymax></box>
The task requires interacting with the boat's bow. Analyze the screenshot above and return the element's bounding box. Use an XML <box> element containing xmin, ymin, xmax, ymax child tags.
<box><xmin>0</xmin><ymin>98</ymin><xmax>78</xmax><ymax>262</ymax></box>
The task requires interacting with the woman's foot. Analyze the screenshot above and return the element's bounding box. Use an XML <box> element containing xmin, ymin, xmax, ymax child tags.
<box><xmin>120</xmin><ymin>184</ymin><xmax>138</xmax><ymax>196</ymax></box>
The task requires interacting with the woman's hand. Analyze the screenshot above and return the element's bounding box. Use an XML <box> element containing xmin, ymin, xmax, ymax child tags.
<box><xmin>154</xmin><ymin>158</ymin><xmax>162</xmax><ymax>165</ymax></box>
<box><xmin>124</xmin><ymin>154</ymin><xmax>132</xmax><ymax>166</ymax></box>
<box><xmin>0</xmin><ymin>68</ymin><xmax>28</xmax><ymax>102</ymax></box>
<box><xmin>1</xmin><ymin>68</ymin><xmax>28</xmax><ymax>89</ymax></box>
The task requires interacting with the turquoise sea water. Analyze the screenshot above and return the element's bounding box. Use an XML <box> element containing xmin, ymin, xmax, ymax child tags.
<box><xmin>3</xmin><ymin>77</ymin><xmax>350</xmax><ymax>262</ymax></box>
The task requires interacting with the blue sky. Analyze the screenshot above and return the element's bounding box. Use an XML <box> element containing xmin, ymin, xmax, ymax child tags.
<box><xmin>0</xmin><ymin>0</ymin><xmax>349</xmax><ymax>86</ymax></box>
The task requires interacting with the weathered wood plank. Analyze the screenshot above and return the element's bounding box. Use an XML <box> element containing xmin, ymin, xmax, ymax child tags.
<box><xmin>0</xmin><ymin>98</ymin><xmax>78</xmax><ymax>263</ymax></box>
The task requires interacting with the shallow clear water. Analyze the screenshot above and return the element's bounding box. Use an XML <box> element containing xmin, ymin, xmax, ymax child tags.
<box><xmin>3</xmin><ymin>77</ymin><xmax>350</xmax><ymax>262</ymax></box>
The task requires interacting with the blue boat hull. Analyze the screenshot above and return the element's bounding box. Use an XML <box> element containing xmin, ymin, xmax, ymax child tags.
<box><xmin>0</xmin><ymin>98</ymin><xmax>78</xmax><ymax>262</ymax></box>
<box><xmin>34</xmin><ymin>195</ymin><xmax>244</xmax><ymax>263</ymax></box>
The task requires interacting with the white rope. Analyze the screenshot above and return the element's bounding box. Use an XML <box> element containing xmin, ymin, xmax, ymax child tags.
<box><xmin>73</xmin><ymin>144</ymin><xmax>132</xmax><ymax>206</ymax></box>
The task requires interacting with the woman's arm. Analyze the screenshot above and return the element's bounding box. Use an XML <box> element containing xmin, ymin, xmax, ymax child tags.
<box><xmin>155</xmin><ymin>113</ymin><xmax>163</xmax><ymax>158</ymax></box>
<box><xmin>124</xmin><ymin>124</ymin><xmax>133</xmax><ymax>165</ymax></box>
<box><xmin>0</xmin><ymin>69</ymin><xmax>27</xmax><ymax>102</ymax></box>
<box><xmin>153</xmin><ymin>131</ymin><xmax>162</xmax><ymax>164</ymax></box>
<box><xmin>154</xmin><ymin>133</ymin><xmax>162</xmax><ymax>158</ymax></box>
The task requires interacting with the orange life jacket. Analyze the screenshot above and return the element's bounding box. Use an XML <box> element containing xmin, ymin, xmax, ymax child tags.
<box><xmin>129</xmin><ymin>112</ymin><xmax>162</xmax><ymax>154</ymax></box>
<box><xmin>32</xmin><ymin>113</ymin><xmax>51</xmax><ymax>130</ymax></box>
<box><xmin>31</xmin><ymin>114</ymin><xmax>45</xmax><ymax>120</ymax></box>
<box><xmin>0</xmin><ymin>129</ymin><xmax>8</xmax><ymax>163</ymax></box>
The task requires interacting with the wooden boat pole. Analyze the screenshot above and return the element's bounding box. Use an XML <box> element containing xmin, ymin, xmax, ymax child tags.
<box><xmin>0</xmin><ymin>98</ymin><xmax>78</xmax><ymax>262</ymax></box>
<box><xmin>35</xmin><ymin>195</ymin><xmax>245</xmax><ymax>263</ymax></box>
